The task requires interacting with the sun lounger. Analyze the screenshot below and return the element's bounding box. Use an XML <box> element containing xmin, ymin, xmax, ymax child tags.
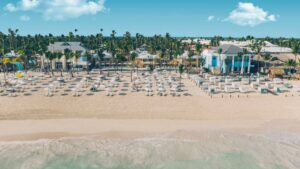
<box><xmin>239</xmin><ymin>86</ymin><xmax>251</xmax><ymax>93</ymax></box>
<box><xmin>208</xmin><ymin>86</ymin><xmax>216</xmax><ymax>94</ymax></box>
<box><xmin>241</xmin><ymin>78</ymin><xmax>250</xmax><ymax>85</ymax></box>
<box><xmin>265</xmin><ymin>82</ymin><xmax>274</xmax><ymax>89</ymax></box>
<box><xmin>44</xmin><ymin>87</ymin><xmax>53</xmax><ymax>97</ymax></box>
<box><xmin>283</xmin><ymin>83</ymin><xmax>293</xmax><ymax>88</ymax></box>
<box><xmin>250</xmin><ymin>82</ymin><xmax>259</xmax><ymax>89</ymax></box>
<box><xmin>273</xmin><ymin>78</ymin><xmax>283</xmax><ymax>84</ymax></box>
<box><xmin>225</xmin><ymin>86</ymin><xmax>236</xmax><ymax>93</ymax></box>
<box><xmin>258</xmin><ymin>87</ymin><xmax>268</xmax><ymax>94</ymax></box>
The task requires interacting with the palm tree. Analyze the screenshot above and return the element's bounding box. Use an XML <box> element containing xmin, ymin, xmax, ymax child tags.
<box><xmin>178</xmin><ymin>64</ymin><xmax>185</xmax><ymax>84</ymax></box>
<box><xmin>237</xmin><ymin>52</ymin><xmax>244</xmax><ymax>74</ymax></box>
<box><xmin>84</xmin><ymin>51</ymin><xmax>92</xmax><ymax>74</ymax></box>
<box><xmin>218</xmin><ymin>48</ymin><xmax>223</xmax><ymax>74</ymax></box>
<box><xmin>100</xmin><ymin>28</ymin><xmax>104</xmax><ymax>44</ymax></box>
<box><xmin>22</xmin><ymin>49</ymin><xmax>34</xmax><ymax>72</ymax></box>
<box><xmin>285</xmin><ymin>59</ymin><xmax>297</xmax><ymax>74</ymax></box>
<box><xmin>130</xmin><ymin>52</ymin><xmax>138</xmax><ymax>62</ymax></box>
<box><xmin>224</xmin><ymin>57</ymin><xmax>232</xmax><ymax>74</ymax></box>
<box><xmin>64</xmin><ymin>48</ymin><xmax>73</xmax><ymax>76</ymax></box>
<box><xmin>97</xmin><ymin>49</ymin><xmax>105</xmax><ymax>74</ymax></box>
<box><xmin>2</xmin><ymin>57</ymin><xmax>10</xmax><ymax>83</ymax></box>
<box><xmin>74</xmin><ymin>29</ymin><xmax>78</xmax><ymax>41</ymax></box>
<box><xmin>250</xmin><ymin>40</ymin><xmax>265</xmax><ymax>74</ymax></box>
<box><xmin>45</xmin><ymin>51</ymin><xmax>55</xmax><ymax>76</ymax></box>
<box><xmin>109</xmin><ymin>30</ymin><xmax>117</xmax><ymax>70</ymax></box>
<box><xmin>8</xmin><ymin>29</ymin><xmax>14</xmax><ymax>50</ymax></box>
<box><xmin>68</xmin><ymin>32</ymin><xmax>74</xmax><ymax>42</ymax></box>
<box><xmin>262</xmin><ymin>53</ymin><xmax>272</xmax><ymax>70</ymax></box>
<box><xmin>187</xmin><ymin>51</ymin><xmax>194</xmax><ymax>73</ymax></box>
<box><xmin>54</xmin><ymin>52</ymin><xmax>63</xmax><ymax>76</ymax></box>
<box><xmin>198</xmin><ymin>57</ymin><xmax>206</xmax><ymax>71</ymax></box>
<box><xmin>74</xmin><ymin>51</ymin><xmax>82</xmax><ymax>74</ymax></box>
<box><xmin>240</xmin><ymin>48</ymin><xmax>248</xmax><ymax>74</ymax></box>
<box><xmin>195</xmin><ymin>43</ymin><xmax>203</xmax><ymax>69</ymax></box>
<box><xmin>292</xmin><ymin>42</ymin><xmax>299</xmax><ymax>67</ymax></box>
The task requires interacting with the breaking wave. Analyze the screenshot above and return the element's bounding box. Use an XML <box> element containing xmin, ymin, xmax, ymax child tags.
<box><xmin>0</xmin><ymin>132</ymin><xmax>299</xmax><ymax>169</ymax></box>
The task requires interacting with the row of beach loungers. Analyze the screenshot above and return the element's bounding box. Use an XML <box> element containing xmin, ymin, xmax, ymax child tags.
<box><xmin>190</xmin><ymin>74</ymin><xmax>300</xmax><ymax>95</ymax></box>
<box><xmin>131</xmin><ymin>71</ymin><xmax>184</xmax><ymax>97</ymax></box>
<box><xmin>0</xmin><ymin>70</ymin><xmax>189</xmax><ymax>97</ymax></box>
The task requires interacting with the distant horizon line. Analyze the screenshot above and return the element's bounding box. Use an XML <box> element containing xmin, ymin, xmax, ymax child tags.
<box><xmin>0</xmin><ymin>31</ymin><xmax>299</xmax><ymax>39</ymax></box>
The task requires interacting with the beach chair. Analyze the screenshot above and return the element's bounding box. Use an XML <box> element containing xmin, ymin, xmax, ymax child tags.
<box><xmin>7</xmin><ymin>88</ymin><xmax>18</xmax><ymax>97</ymax></box>
<box><xmin>250</xmin><ymin>82</ymin><xmax>259</xmax><ymax>89</ymax></box>
<box><xmin>241</xmin><ymin>78</ymin><xmax>250</xmax><ymax>85</ymax></box>
<box><xmin>44</xmin><ymin>87</ymin><xmax>53</xmax><ymax>97</ymax></box>
<box><xmin>258</xmin><ymin>87</ymin><xmax>268</xmax><ymax>94</ymax></box>
<box><xmin>201</xmin><ymin>82</ymin><xmax>209</xmax><ymax>90</ymax></box>
<box><xmin>208</xmin><ymin>86</ymin><xmax>216</xmax><ymax>94</ymax></box>
<box><xmin>265</xmin><ymin>82</ymin><xmax>274</xmax><ymax>89</ymax></box>
<box><xmin>283</xmin><ymin>83</ymin><xmax>293</xmax><ymax>89</ymax></box>
<box><xmin>273</xmin><ymin>78</ymin><xmax>283</xmax><ymax>84</ymax></box>
<box><xmin>225</xmin><ymin>86</ymin><xmax>235</xmax><ymax>93</ymax></box>
<box><xmin>225</xmin><ymin>77</ymin><xmax>233</xmax><ymax>85</ymax></box>
<box><xmin>90</xmin><ymin>85</ymin><xmax>98</xmax><ymax>92</ymax></box>
<box><xmin>239</xmin><ymin>86</ymin><xmax>250</xmax><ymax>93</ymax></box>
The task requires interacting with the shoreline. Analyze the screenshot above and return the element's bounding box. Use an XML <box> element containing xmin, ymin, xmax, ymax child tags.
<box><xmin>1</xmin><ymin>72</ymin><xmax>300</xmax><ymax>142</ymax></box>
<box><xmin>1</xmin><ymin>118</ymin><xmax>300</xmax><ymax>141</ymax></box>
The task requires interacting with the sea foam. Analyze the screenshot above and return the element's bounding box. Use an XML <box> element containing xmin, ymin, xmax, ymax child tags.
<box><xmin>0</xmin><ymin>132</ymin><xmax>299</xmax><ymax>169</ymax></box>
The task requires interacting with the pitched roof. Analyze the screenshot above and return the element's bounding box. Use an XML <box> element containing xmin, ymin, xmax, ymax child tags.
<box><xmin>213</xmin><ymin>44</ymin><xmax>243</xmax><ymax>55</ymax></box>
<box><xmin>48</xmin><ymin>42</ymin><xmax>86</xmax><ymax>52</ymax></box>
<box><xmin>93</xmin><ymin>51</ymin><xmax>112</xmax><ymax>59</ymax></box>
<box><xmin>4</xmin><ymin>51</ymin><xmax>17</xmax><ymax>58</ymax></box>
<box><xmin>271</xmin><ymin>53</ymin><xmax>300</xmax><ymax>62</ymax></box>
<box><xmin>177</xmin><ymin>51</ymin><xmax>189</xmax><ymax>59</ymax></box>
<box><xmin>137</xmin><ymin>51</ymin><xmax>158</xmax><ymax>59</ymax></box>
<box><xmin>261</xmin><ymin>46</ymin><xmax>292</xmax><ymax>53</ymax></box>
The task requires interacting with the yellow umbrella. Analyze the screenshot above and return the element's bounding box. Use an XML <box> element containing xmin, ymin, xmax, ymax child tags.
<box><xmin>16</xmin><ymin>72</ymin><xmax>24</xmax><ymax>78</ymax></box>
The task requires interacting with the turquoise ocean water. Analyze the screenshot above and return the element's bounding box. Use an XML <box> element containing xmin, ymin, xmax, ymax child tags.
<box><xmin>0</xmin><ymin>132</ymin><xmax>299</xmax><ymax>169</ymax></box>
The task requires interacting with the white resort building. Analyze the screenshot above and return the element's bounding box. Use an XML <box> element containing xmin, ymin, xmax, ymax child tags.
<box><xmin>201</xmin><ymin>44</ymin><xmax>252</xmax><ymax>74</ymax></box>
<box><xmin>46</xmin><ymin>42</ymin><xmax>87</xmax><ymax>70</ymax></box>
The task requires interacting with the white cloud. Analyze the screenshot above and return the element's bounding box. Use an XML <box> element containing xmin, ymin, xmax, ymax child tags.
<box><xmin>4</xmin><ymin>3</ymin><xmax>17</xmax><ymax>12</ymax></box>
<box><xmin>44</xmin><ymin>0</ymin><xmax>105</xmax><ymax>20</ymax></box>
<box><xmin>268</xmin><ymin>14</ymin><xmax>277</xmax><ymax>21</ymax></box>
<box><xmin>21</xmin><ymin>0</ymin><xmax>40</xmax><ymax>10</ymax></box>
<box><xmin>208</xmin><ymin>16</ymin><xmax>214</xmax><ymax>21</ymax></box>
<box><xmin>225</xmin><ymin>2</ymin><xmax>277</xmax><ymax>27</ymax></box>
<box><xmin>20</xmin><ymin>15</ymin><xmax>31</xmax><ymax>21</ymax></box>
<box><xmin>3</xmin><ymin>0</ymin><xmax>106</xmax><ymax>21</ymax></box>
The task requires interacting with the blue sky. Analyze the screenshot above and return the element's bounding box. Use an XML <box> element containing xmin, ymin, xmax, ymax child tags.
<box><xmin>0</xmin><ymin>0</ymin><xmax>299</xmax><ymax>37</ymax></box>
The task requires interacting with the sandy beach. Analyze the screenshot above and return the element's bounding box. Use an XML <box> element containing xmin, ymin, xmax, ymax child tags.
<box><xmin>1</xmin><ymin>72</ymin><xmax>300</xmax><ymax>141</ymax></box>
<box><xmin>1</xmin><ymin>72</ymin><xmax>300</xmax><ymax>168</ymax></box>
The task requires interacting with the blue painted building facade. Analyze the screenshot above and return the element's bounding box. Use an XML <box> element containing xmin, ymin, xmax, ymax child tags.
<box><xmin>202</xmin><ymin>45</ymin><xmax>252</xmax><ymax>74</ymax></box>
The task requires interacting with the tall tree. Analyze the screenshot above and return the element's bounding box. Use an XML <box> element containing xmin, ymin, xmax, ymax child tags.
<box><xmin>84</xmin><ymin>51</ymin><xmax>92</xmax><ymax>74</ymax></box>
<box><xmin>292</xmin><ymin>42</ymin><xmax>299</xmax><ymax>67</ymax></box>
<box><xmin>250</xmin><ymin>40</ymin><xmax>265</xmax><ymax>74</ymax></box>
<box><xmin>218</xmin><ymin>48</ymin><xmax>223</xmax><ymax>73</ymax></box>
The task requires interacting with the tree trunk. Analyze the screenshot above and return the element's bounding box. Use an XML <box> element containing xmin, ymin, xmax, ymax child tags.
<box><xmin>75</xmin><ymin>60</ymin><xmax>78</xmax><ymax>74</ymax></box>
<box><xmin>86</xmin><ymin>60</ymin><xmax>89</xmax><ymax>75</ymax></box>
<box><xmin>41</xmin><ymin>53</ymin><xmax>45</xmax><ymax>73</ymax></box>
<box><xmin>130</xmin><ymin>69</ymin><xmax>133</xmax><ymax>82</ymax></box>
<box><xmin>219</xmin><ymin>55</ymin><xmax>222</xmax><ymax>74</ymax></box>
<box><xmin>3</xmin><ymin>65</ymin><xmax>7</xmax><ymax>84</ymax></box>
<box><xmin>248</xmin><ymin>56</ymin><xmax>251</xmax><ymax>74</ymax></box>
<box><xmin>62</xmin><ymin>56</ymin><xmax>67</xmax><ymax>71</ymax></box>
<box><xmin>257</xmin><ymin>59</ymin><xmax>260</xmax><ymax>74</ymax></box>
<box><xmin>240</xmin><ymin>56</ymin><xmax>245</xmax><ymax>75</ymax></box>
<box><xmin>231</xmin><ymin>56</ymin><xmax>235</xmax><ymax>73</ymax></box>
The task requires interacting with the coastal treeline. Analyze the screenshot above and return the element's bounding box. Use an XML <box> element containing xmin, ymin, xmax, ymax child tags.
<box><xmin>0</xmin><ymin>29</ymin><xmax>300</xmax><ymax>72</ymax></box>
